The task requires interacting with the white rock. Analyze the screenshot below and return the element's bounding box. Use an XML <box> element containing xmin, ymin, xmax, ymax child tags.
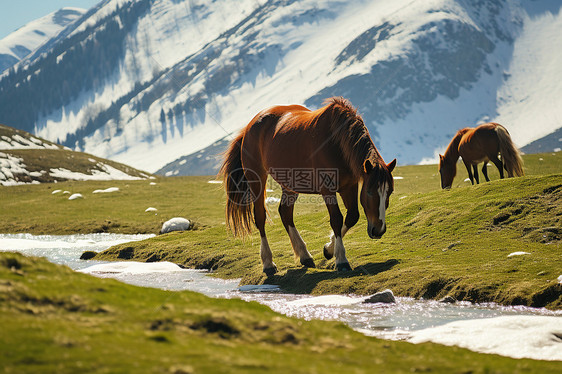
<box><xmin>557</xmin><ymin>275</ymin><xmax>562</xmax><ymax>284</ymax></box>
<box><xmin>145</xmin><ymin>207</ymin><xmax>157</xmax><ymax>212</ymax></box>
<box><xmin>68</xmin><ymin>193</ymin><xmax>83</xmax><ymax>200</ymax></box>
<box><xmin>51</xmin><ymin>189</ymin><xmax>62</xmax><ymax>194</ymax></box>
<box><xmin>160</xmin><ymin>217</ymin><xmax>191</xmax><ymax>234</ymax></box>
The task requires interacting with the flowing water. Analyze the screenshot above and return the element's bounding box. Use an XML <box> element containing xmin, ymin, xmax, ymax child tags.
<box><xmin>1</xmin><ymin>233</ymin><xmax>560</xmax><ymax>361</ymax></box>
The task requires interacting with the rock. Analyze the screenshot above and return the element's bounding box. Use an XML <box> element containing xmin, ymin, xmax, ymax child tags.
<box><xmin>145</xmin><ymin>207</ymin><xmax>157</xmax><ymax>212</ymax></box>
<box><xmin>160</xmin><ymin>217</ymin><xmax>191</xmax><ymax>234</ymax></box>
<box><xmin>68</xmin><ymin>193</ymin><xmax>83</xmax><ymax>200</ymax></box>
<box><xmin>80</xmin><ymin>251</ymin><xmax>96</xmax><ymax>260</ymax></box>
<box><xmin>363</xmin><ymin>289</ymin><xmax>396</xmax><ymax>304</ymax></box>
<box><xmin>439</xmin><ymin>295</ymin><xmax>457</xmax><ymax>303</ymax></box>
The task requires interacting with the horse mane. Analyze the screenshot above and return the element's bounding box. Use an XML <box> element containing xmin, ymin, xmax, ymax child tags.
<box><xmin>443</xmin><ymin>127</ymin><xmax>471</xmax><ymax>162</ymax></box>
<box><xmin>322</xmin><ymin>97</ymin><xmax>391</xmax><ymax>183</ymax></box>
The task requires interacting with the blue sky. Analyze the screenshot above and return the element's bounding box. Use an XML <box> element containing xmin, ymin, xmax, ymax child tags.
<box><xmin>0</xmin><ymin>0</ymin><xmax>101</xmax><ymax>39</ymax></box>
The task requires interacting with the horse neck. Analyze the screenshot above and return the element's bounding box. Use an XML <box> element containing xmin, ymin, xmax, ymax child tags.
<box><xmin>443</xmin><ymin>132</ymin><xmax>462</xmax><ymax>164</ymax></box>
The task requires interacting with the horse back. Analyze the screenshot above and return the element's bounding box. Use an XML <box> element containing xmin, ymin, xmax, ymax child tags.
<box><xmin>458</xmin><ymin>123</ymin><xmax>500</xmax><ymax>162</ymax></box>
<box><xmin>240</xmin><ymin>103</ymin><xmax>353</xmax><ymax>192</ymax></box>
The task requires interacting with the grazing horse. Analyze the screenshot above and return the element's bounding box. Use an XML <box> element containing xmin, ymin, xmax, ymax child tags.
<box><xmin>220</xmin><ymin>97</ymin><xmax>396</xmax><ymax>275</ymax></box>
<box><xmin>439</xmin><ymin>122</ymin><xmax>524</xmax><ymax>189</ymax></box>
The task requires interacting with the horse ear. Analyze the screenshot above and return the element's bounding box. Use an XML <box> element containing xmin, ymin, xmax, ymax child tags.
<box><xmin>363</xmin><ymin>159</ymin><xmax>373</xmax><ymax>174</ymax></box>
<box><xmin>439</xmin><ymin>154</ymin><xmax>444</xmax><ymax>161</ymax></box>
<box><xmin>386</xmin><ymin>158</ymin><xmax>396</xmax><ymax>173</ymax></box>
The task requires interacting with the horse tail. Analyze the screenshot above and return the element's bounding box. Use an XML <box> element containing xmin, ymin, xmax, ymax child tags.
<box><xmin>219</xmin><ymin>133</ymin><xmax>254</xmax><ymax>237</ymax></box>
<box><xmin>495</xmin><ymin>124</ymin><xmax>524</xmax><ymax>177</ymax></box>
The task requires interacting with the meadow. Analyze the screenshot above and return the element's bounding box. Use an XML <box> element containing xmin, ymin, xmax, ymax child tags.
<box><xmin>1</xmin><ymin>151</ymin><xmax>561</xmax><ymax>373</ymax></box>
<box><xmin>1</xmin><ymin>152</ymin><xmax>560</xmax><ymax>308</ymax></box>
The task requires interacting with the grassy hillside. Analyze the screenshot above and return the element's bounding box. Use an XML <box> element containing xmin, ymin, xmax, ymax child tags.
<box><xmin>1</xmin><ymin>152</ymin><xmax>560</xmax><ymax>308</ymax></box>
<box><xmin>1</xmin><ymin>252</ymin><xmax>560</xmax><ymax>374</ymax></box>
<box><xmin>1</xmin><ymin>124</ymin><xmax>151</xmax><ymax>185</ymax></box>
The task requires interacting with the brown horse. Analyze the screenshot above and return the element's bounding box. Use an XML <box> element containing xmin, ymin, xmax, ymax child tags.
<box><xmin>220</xmin><ymin>97</ymin><xmax>396</xmax><ymax>275</ymax></box>
<box><xmin>439</xmin><ymin>122</ymin><xmax>524</xmax><ymax>189</ymax></box>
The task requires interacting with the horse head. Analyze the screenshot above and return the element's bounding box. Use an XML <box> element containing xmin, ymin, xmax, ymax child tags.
<box><xmin>438</xmin><ymin>154</ymin><xmax>455</xmax><ymax>189</ymax></box>
<box><xmin>360</xmin><ymin>158</ymin><xmax>396</xmax><ymax>239</ymax></box>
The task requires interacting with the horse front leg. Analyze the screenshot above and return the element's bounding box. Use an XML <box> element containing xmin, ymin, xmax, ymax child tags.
<box><xmin>323</xmin><ymin>193</ymin><xmax>351</xmax><ymax>272</ymax></box>
<box><xmin>463</xmin><ymin>160</ymin><xmax>474</xmax><ymax>185</ymax></box>
<box><xmin>324</xmin><ymin>186</ymin><xmax>359</xmax><ymax>261</ymax></box>
<box><xmin>279</xmin><ymin>189</ymin><xmax>315</xmax><ymax>268</ymax></box>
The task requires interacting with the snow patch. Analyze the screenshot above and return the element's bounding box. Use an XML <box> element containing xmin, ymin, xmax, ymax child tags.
<box><xmin>79</xmin><ymin>261</ymin><xmax>186</xmax><ymax>275</ymax></box>
<box><xmin>68</xmin><ymin>193</ymin><xmax>83</xmax><ymax>200</ymax></box>
<box><xmin>145</xmin><ymin>207</ymin><xmax>157</xmax><ymax>212</ymax></box>
<box><xmin>265</xmin><ymin>197</ymin><xmax>281</xmax><ymax>204</ymax></box>
<box><xmin>408</xmin><ymin>315</ymin><xmax>562</xmax><ymax>361</ymax></box>
<box><xmin>507</xmin><ymin>251</ymin><xmax>530</xmax><ymax>257</ymax></box>
<box><xmin>92</xmin><ymin>187</ymin><xmax>119</xmax><ymax>193</ymax></box>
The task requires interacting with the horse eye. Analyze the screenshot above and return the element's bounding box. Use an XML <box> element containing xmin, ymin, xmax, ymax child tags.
<box><xmin>367</xmin><ymin>190</ymin><xmax>373</xmax><ymax>197</ymax></box>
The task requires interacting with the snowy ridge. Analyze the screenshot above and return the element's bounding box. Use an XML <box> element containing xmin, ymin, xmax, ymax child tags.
<box><xmin>0</xmin><ymin>124</ymin><xmax>151</xmax><ymax>186</ymax></box>
<box><xmin>0</xmin><ymin>8</ymin><xmax>85</xmax><ymax>73</ymax></box>
<box><xmin>0</xmin><ymin>0</ymin><xmax>561</xmax><ymax>173</ymax></box>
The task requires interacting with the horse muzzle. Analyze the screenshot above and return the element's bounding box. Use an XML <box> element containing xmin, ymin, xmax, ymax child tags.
<box><xmin>367</xmin><ymin>223</ymin><xmax>385</xmax><ymax>239</ymax></box>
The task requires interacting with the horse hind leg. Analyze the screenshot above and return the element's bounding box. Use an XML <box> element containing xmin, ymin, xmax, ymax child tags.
<box><xmin>490</xmin><ymin>155</ymin><xmax>504</xmax><ymax>179</ymax></box>
<box><xmin>472</xmin><ymin>164</ymin><xmax>480</xmax><ymax>184</ymax></box>
<box><xmin>250</xmin><ymin>173</ymin><xmax>277</xmax><ymax>276</ymax></box>
<box><xmin>279</xmin><ymin>189</ymin><xmax>315</xmax><ymax>268</ymax></box>
<box><xmin>482</xmin><ymin>162</ymin><xmax>490</xmax><ymax>182</ymax></box>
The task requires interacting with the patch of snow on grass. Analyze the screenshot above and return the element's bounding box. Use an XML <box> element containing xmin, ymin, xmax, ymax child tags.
<box><xmin>49</xmin><ymin>163</ymin><xmax>143</xmax><ymax>181</ymax></box>
<box><xmin>68</xmin><ymin>193</ymin><xmax>83</xmax><ymax>200</ymax></box>
<box><xmin>265</xmin><ymin>197</ymin><xmax>281</xmax><ymax>204</ymax></box>
<box><xmin>79</xmin><ymin>261</ymin><xmax>185</xmax><ymax>275</ymax></box>
<box><xmin>507</xmin><ymin>251</ymin><xmax>530</xmax><ymax>257</ymax></box>
<box><xmin>408</xmin><ymin>315</ymin><xmax>562</xmax><ymax>361</ymax></box>
<box><xmin>145</xmin><ymin>207</ymin><xmax>157</xmax><ymax>212</ymax></box>
<box><xmin>0</xmin><ymin>152</ymin><xmax>29</xmax><ymax>186</ymax></box>
<box><xmin>52</xmin><ymin>189</ymin><xmax>62</xmax><ymax>194</ymax></box>
<box><xmin>92</xmin><ymin>187</ymin><xmax>119</xmax><ymax>194</ymax></box>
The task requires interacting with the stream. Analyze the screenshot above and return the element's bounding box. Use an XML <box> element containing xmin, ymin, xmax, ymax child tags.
<box><xmin>1</xmin><ymin>233</ymin><xmax>560</xmax><ymax>361</ymax></box>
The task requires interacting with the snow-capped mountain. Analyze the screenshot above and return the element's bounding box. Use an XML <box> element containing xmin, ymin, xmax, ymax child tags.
<box><xmin>0</xmin><ymin>0</ymin><xmax>560</xmax><ymax>174</ymax></box>
<box><xmin>0</xmin><ymin>8</ymin><xmax>86</xmax><ymax>74</ymax></box>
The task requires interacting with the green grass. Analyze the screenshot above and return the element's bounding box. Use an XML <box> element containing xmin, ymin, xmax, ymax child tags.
<box><xmin>1</xmin><ymin>153</ymin><xmax>561</xmax><ymax>309</ymax></box>
<box><xmin>1</xmin><ymin>252</ymin><xmax>560</xmax><ymax>374</ymax></box>
<box><xmin>1</xmin><ymin>152</ymin><xmax>561</xmax><ymax>372</ymax></box>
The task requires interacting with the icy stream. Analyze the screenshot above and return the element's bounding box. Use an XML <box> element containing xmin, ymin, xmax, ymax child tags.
<box><xmin>1</xmin><ymin>233</ymin><xmax>560</xmax><ymax>361</ymax></box>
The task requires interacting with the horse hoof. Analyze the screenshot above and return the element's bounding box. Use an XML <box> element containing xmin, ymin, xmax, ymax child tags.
<box><xmin>263</xmin><ymin>266</ymin><xmax>277</xmax><ymax>277</ymax></box>
<box><xmin>336</xmin><ymin>262</ymin><xmax>352</xmax><ymax>272</ymax></box>
<box><xmin>301</xmin><ymin>258</ymin><xmax>316</xmax><ymax>268</ymax></box>
<box><xmin>323</xmin><ymin>246</ymin><xmax>334</xmax><ymax>260</ymax></box>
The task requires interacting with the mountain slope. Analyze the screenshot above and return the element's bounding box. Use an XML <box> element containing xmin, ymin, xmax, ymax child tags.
<box><xmin>0</xmin><ymin>0</ymin><xmax>561</xmax><ymax>174</ymax></box>
<box><xmin>0</xmin><ymin>8</ymin><xmax>86</xmax><ymax>74</ymax></box>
